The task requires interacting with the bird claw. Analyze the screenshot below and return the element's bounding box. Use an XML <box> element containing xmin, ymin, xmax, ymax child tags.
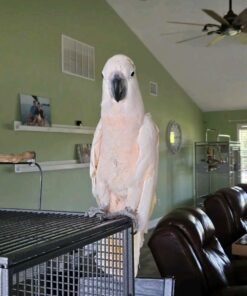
<box><xmin>125</xmin><ymin>209</ymin><xmax>139</xmax><ymax>233</ymax></box>
<box><xmin>84</xmin><ymin>207</ymin><xmax>139</xmax><ymax>231</ymax></box>
<box><xmin>83</xmin><ymin>207</ymin><xmax>107</xmax><ymax>220</ymax></box>
<box><xmin>105</xmin><ymin>207</ymin><xmax>139</xmax><ymax>232</ymax></box>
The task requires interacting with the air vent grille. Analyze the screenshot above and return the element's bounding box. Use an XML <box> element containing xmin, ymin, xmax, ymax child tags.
<box><xmin>62</xmin><ymin>34</ymin><xmax>95</xmax><ymax>80</ymax></box>
<box><xmin>150</xmin><ymin>81</ymin><xmax>158</xmax><ymax>96</ymax></box>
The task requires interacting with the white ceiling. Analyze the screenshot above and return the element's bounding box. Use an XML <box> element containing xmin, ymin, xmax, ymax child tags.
<box><xmin>106</xmin><ymin>0</ymin><xmax>247</xmax><ymax>112</ymax></box>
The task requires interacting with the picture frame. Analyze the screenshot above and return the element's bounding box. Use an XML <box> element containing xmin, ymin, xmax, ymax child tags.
<box><xmin>76</xmin><ymin>144</ymin><xmax>92</xmax><ymax>163</ymax></box>
<box><xmin>20</xmin><ymin>93</ymin><xmax>51</xmax><ymax>127</ymax></box>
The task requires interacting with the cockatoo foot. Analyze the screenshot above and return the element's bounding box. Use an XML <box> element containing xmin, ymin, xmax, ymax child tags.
<box><xmin>105</xmin><ymin>207</ymin><xmax>139</xmax><ymax>231</ymax></box>
<box><xmin>83</xmin><ymin>207</ymin><xmax>107</xmax><ymax>221</ymax></box>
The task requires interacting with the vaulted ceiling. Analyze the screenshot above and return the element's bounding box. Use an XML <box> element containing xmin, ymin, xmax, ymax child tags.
<box><xmin>106</xmin><ymin>0</ymin><xmax>247</xmax><ymax>112</ymax></box>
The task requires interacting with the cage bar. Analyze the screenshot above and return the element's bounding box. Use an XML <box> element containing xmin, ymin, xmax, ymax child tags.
<box><xmin>0</xmin><ymin>209</ymin><xmax>133</xmax><ymax>296</ymax></box>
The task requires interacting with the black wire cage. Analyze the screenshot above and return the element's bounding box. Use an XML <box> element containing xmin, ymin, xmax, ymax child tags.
<box><xmin>0</xmin><ymin>209</ymin><xmax>134</xmax><ymax>296</ymax></box>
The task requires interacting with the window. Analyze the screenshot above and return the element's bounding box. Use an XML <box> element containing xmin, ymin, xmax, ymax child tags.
<box><xmin>238</xmin><ymin>124</ymin><xmax>247</xmax><ymax>182</ymax></box>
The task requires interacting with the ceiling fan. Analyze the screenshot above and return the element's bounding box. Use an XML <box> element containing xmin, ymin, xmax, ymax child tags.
<box><xmin>168</xmin><ymin>0</ymin><xmax>247</xmax><ymax>45</ymax></box>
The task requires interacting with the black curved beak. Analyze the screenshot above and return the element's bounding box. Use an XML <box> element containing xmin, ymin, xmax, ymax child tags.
<box><xmin>111</xmin><ymin>74</ymin><xmax>127</xmax><ymax>102</ymax></box>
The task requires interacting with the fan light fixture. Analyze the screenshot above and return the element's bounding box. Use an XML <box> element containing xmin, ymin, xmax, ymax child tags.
<box><xmin>168</xmin><ymin>0</ymin><xmax>247</xmax><ymax>46</ymax></box>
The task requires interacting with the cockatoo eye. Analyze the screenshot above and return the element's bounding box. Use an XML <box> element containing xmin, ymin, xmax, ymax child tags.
<box><xmin>131</xmin><ymin>71</ymin><xmax>135</xmax><ymax>77</ymax></box>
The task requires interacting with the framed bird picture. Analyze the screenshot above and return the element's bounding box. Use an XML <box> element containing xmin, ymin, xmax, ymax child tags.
<box><xmin>20</xmin><ymin>93</ymin><xmax>51</xmax><ymax>127</ymax></box>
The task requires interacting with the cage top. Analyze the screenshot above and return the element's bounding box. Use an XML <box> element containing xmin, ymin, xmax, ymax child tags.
<box><xmin>0</xmin><ymin>209</ymin><xmax>132</xmax><ymax>268</ymax></box>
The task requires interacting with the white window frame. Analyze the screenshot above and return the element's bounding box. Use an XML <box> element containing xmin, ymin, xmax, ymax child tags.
<box><xmin>237</xmin><ymin>123</ymin><xmax>247</xmax><ymax>183</ymax></box>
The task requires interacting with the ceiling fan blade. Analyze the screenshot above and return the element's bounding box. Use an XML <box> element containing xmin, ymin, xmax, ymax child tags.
<box><xmin>161</xmin><ymin>31</ymin><xmax>190</xmax><ymax>36</ymax></box>
<box><xmin>207</xmin><ymin>34</ymin><xmax>225</xmax><ymax>46</ymax></box>
<box><xmin>176</xmin><ymin>34</ymin><xmax>208</xmax><ymax>44</ymax></box>
<box><xmin>233</xmin><ymin>8</ymin><xmax>247</xmax><ymax>26</ymax></box>
<box><xmin>202</xmin><ymin>9</ymin><xmax>230</xmax><ymax>26</ymax></box>
<box><xmin>167</xmin><ymin>21</ymin><xmax>205</xmax><ymax>27</ymax></box>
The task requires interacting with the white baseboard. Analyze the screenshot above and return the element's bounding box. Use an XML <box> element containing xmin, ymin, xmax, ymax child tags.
<box><xmin>148</xmin><ymin>216</ymin><xmax>162</xmax><ymax>230</ymax></box>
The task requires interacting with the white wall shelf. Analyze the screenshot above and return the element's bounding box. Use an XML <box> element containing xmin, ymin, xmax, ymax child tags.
<box><xmin>15</xmin><ymin>160</ymin><xmax>89</xmax><ymax>173</ymax></box>
<box><xmin>14</xmin><ymin>121</ymin><xmax>95</xmax><ymax>135</ymax></box>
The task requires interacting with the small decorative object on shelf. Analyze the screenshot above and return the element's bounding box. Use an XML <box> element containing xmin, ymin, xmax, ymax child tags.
<box><xmin>75</xmin><ymin>120</ymin><xmax>82</xmax><ymax>126</ymax></box>
<box><xmin>76</xmin><ymin>144</ymin><xmax>92</xmax><ymax>163</ymax></box>
<box><xmin>20</xmin><ymin>93</ymin><xmax>51</xmax><ymax>127</ymax></box>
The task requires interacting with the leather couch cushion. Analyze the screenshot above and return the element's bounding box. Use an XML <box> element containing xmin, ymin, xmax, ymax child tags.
<box><xmin>149</xmin><ymin>208</ymin><xmax>233</xmax><ymax>295</ymax></box>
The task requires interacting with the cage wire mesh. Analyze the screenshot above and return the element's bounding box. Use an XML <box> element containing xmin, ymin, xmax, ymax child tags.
<box><xmin>0</xmin><ymin>209</ymin><xmax>134</xmax><ymax>296</ymax></box>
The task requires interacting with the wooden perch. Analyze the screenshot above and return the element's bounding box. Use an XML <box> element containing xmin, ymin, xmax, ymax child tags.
<box><xmin>0</xmin><ymin>151</ymin><xmax>36</xmax><ymax>163</ymax></box>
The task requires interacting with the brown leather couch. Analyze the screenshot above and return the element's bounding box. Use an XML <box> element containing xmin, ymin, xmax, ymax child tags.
<box><xmin>237</xmin><ymin>183</ymin><xmax>247</xmax><ymax>193</ymax></box>
<box><xmin>148</xmin><ymin>207</ymin><xmax>247</xmax><ymax>296</ymax></box>
<box><xmin>203</xmin><ymin>186</ymin><xmax>247</xmax><ymax>257</ymax></box>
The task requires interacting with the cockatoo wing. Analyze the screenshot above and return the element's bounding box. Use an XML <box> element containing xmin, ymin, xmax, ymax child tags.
<box><xmin>135</xmin><ymin>113</ymin><xmax>159</xmax><ymax>232</ymax></box>
<box><xmin>131</xmin><ymin>113</ymin><xmax>159</xmax><ymax>275</ymax></box>
<box><xmin>90</xmin><ymin>119</ymin><xmax>103</xmax><ymax>202</ymax></box>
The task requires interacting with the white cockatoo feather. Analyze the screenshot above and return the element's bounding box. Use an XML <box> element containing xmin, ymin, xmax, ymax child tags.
<box><xmin>90</xmin><ymin>119</ymin><xmax>102</xmax><ymax>202</ymax></box>
<box><xmin>135</xmin><ymin>114</ymin><xmax>159</xmax><ymax>231</ymax></box>
<box><xmin>89</xmin><ymin>54</ymin><xmax>159</xmax><ymax>276</ymax></box>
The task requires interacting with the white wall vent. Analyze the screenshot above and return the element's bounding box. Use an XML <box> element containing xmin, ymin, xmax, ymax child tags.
<box><xmin>62</xmin><ymin>34</ymin><xmax>95</xmax><ymax>80</ymax></box>
<box><xmin>149</xmin><ymin>81</ymin><xmax>158</xmax><ymax>96</ymax></box>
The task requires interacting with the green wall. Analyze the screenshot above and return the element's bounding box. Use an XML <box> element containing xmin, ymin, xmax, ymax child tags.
<box><xmin>0</xmin><ymin>0</ymin><xmax>203</xmax><ymax>219</ymax></box>
<box><xmin>203</xmin><ymin>110</ymin><xmax>247</xmax><ymax>141</ymax></box>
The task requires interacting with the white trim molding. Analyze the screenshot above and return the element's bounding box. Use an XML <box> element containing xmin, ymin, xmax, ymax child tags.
<box><xmin>15</xmin><ymin>160</ymin><xmax>89</xmax><ymax>173</ymax></box>
<box><xmin>14</xmin><ymin>121</ymin><xmax>95</xmax><ymax>135</ymax></box>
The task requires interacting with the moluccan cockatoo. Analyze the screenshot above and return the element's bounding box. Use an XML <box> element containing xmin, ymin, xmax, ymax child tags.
<box><xmin>89</xmin><ymin>54</ymin><xmax>159</xmax><ymax>276</ymax></box>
